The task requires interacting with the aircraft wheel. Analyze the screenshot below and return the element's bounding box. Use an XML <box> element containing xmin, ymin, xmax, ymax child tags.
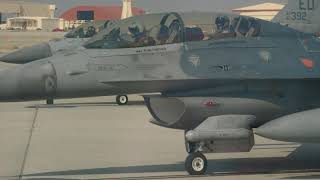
<box><xmin>116</xmin><ymin>95</ymin><xmax>128</xmax><ymax>105</ymax></box>
<box><xmin>46</xmin><ymin>99</ymin><xmax>54</xmax><ymax>105</ymax></box>
<box><xmin>185</xmin><ymin>152</ymin><xmax>207</xmax><ymax>175</ymax></box>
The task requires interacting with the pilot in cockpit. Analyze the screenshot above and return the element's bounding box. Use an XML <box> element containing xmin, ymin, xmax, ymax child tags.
<box><xmin>149</xmin><ymin>25</ymin><xmax>170</xmax><ymax>45</ymax></box>
<box><xmin>128</xmin><ymin>23</ymin><xmax>145</xmax><ymax>41</ymax></box>
<box><xmin>216</xmin><ymin>16</ymin><xmax>231</xmax><ymax>33</ymax></box>
<box><xmin>76</xmin><ymin>27</ymin><xmax>85</xmax><ymax>38</ymax></box>
<box><xmin>85</xmin><ymin>26</ymin><xmax>97</xmax><ymax>38</ymax></box>
<box><xmin>126</xmin><ymin>22</ymin><xmax>155</xmax><ymax>47</ymax></box>
<box><xmin>209</xmin><ymin>16</ymin><xmax>236</xmax><ymax>40</ymax></box>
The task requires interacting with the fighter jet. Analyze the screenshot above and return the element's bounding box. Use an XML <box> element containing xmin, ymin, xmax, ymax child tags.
<box><xmin>2</xmin><ymin>0</ymin><xmax>319</xmax><ymax>106</ymax></box>
<box><xmin>0</xmin><ymin>0</ymin><xmax>320</xmax><ymax>175</ymax></box>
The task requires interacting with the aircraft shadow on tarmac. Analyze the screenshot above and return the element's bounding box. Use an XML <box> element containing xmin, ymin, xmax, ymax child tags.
<box><xmin>20</xmin><ymin>144</ymin><xmax>320</xmax><ymax>180</ymax></box>
<box><xmin>25</xmin><ymin>101</ymin><xmax>145</xmax><ymax>109</ymax></box>
<box><xmin>281</xmin><ymin>175</ymin><xmax>320</xmax><ymax>179</ymax></box>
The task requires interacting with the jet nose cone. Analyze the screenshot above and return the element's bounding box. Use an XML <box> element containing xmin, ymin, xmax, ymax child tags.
<box><xmin>0</xmin><ymin>61</ymin><xmax>58</xmax><ymax>102</ymax></box>
<box><xmin>0</xmin><ymin>68</ymin><xmax>19</xmax><ymax>101</ymax></box>
<box><xmin>0</xmin><ymin>43</ymin><xmax>52</xmax><ymax>64</ymax></box>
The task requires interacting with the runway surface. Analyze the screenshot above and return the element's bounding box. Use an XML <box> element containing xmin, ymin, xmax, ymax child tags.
<box><xmin>1</xmin><ymin>95</ymin><xmax>320</xmax><ymax>180</ymax></box>
<box><xmin>0</xmin><ymin>31</ymin><xmax>64</xmax><ymax>54</ymax></box>
<box><xmin>0</xmin><ymin>60</ymin><xmax>17</xmax><ymax>71</ymax></box>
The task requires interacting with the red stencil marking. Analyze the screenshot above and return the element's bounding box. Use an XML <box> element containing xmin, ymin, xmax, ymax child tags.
<box><xmin>301</xmin><ymin>59</ymin><xmax>315</xmax><ymax>69</ymax></box>
<box><xmin>204</xmin><ymin>100</ymin><xmax>216</xmax><ymax>107</ymax></box>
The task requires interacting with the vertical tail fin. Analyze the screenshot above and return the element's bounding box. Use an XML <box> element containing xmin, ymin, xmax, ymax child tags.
<box><xmin>272</xmin><ymin>0</ymin><xmax>320</xmax><ymax>34</ymax></box>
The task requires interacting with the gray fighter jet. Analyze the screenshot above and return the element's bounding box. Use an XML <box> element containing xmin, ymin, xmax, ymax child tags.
<box><xmin>2</xmin><ymin>1</ymin><xmax>319</xmax><ymax>106</ymax></box>
<box><xmin>0</xmin><ymin>0</ymin><xmax>320</xmax><ymax>175</ymax></box>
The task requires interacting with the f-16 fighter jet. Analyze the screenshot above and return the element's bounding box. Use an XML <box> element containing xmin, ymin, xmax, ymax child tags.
<box><xmin>1</xmin><ymin>0</ymin><xmax>319</xmax><ymax>106</ymax></box>
<box><xmin>0</xmin><ymin>0</ymin><xmax>320</xmax><ymax>175</ymax></box>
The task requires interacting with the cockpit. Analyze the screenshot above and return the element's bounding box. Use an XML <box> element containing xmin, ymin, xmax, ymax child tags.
<box><xmin>207</xmin><ymin>16</ymin><xmax>261</xmax><ymax>39</ymax></box>
<box><xmin>84</xmin><ymin>13</ymin><xmax>184</xmax><ymax>49</ymax></box>
<box><xmin>65</xmin><ymin>20</ymin><xmax>117</xmax><ymax>39</ymax></box>
<box><xmin>84</xmin><ymin>12</ymin><xmax>262</xmax><ymax>49</ymax></box>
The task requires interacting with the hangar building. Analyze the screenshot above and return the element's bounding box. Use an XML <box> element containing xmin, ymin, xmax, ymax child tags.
<box><xmin>0</xmin><ymin>1</ymin><xmax>55</xmax><ymax>21</ymax></box>
<box><xmin>0</xmin><ymin>1</ymin><xmax>63</xmax><ymax>31</ymax></box>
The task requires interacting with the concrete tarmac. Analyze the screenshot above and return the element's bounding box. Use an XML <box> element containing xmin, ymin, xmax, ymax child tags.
<box><xmin>1</xmin><ymin>95</ymin><xmax>320</xmax><ymax>180</ymax></box>
<box><xmin>0</xmin><ymin>31</ymin><xmax>64</xmax><ymax>54</ymax></box>
<box><xmin>0</xmin><ymin>59</ymin><xmax>17</xmax><ymax>71</ymax></box>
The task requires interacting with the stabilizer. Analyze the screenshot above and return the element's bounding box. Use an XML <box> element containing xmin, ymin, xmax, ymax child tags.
<box><xmin>272</xmin><ymin>0</ymin><xmax>320</xmax><ymax>34</ymax></box>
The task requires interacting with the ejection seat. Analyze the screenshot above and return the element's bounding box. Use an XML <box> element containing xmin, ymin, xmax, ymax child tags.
<box><xmin>185</xmin><ymin>27</ymin><xmax>205</xmax><ymax>42</ymax></box>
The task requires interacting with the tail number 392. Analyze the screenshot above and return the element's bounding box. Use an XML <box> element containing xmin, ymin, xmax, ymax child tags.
<box><xmin>286</xmin><ymin>11</ymin><xmax>307</xmax><ymax>21</ymax></box>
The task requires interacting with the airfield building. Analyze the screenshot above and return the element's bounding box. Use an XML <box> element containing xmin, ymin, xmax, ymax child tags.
<box><xmin>60</xmin><ymin>6</ymin><xmax>145</xmax><ymax>29</ymax></box>
<box><xmin>0</xmin><ymin>1</ymin><xmax>63</xmax><ymax>31</ymax></box>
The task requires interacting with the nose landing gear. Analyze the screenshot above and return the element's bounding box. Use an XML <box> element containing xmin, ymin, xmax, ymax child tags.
<box><xmin>46</xmin><ymin>99</ymin><xmax>54</xmax><ymax>105</ymax></box>
<box><xmin>116</xmin><ymin>95</ymin><xmax>128</xmax><ymax>105</ymax></box>
<box><xmin>185</xmin><ymin>152</ymin><xmax>208</xmax><ymax>175</ymax></box>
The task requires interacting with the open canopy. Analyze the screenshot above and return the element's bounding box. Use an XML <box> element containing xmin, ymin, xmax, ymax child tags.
<box><xmin>83</xmin><ymin>12</ymin><xmax>266</xmax><ymax>49</ymax></box>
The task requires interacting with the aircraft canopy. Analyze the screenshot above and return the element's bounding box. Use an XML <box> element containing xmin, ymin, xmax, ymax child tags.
<box><xmin>84</xmin><ymin>12</ymin><xmax>262</xmax><ymax>49</ymax></box>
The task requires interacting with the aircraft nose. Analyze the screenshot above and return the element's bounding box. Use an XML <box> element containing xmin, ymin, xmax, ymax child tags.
<box><xmin>0</xmin><ymin>69</ymin><xmax>20</xmax><ymax>101</ymax></box>
<box><xmin>0</xmin><ymin>61</ymin><xmax>58</xmax><ymax>102</ymax></box>
<box><xmin>0</xmin><ymin>43</ymin><xmax>52</xmax><ymax>64</ymax></box>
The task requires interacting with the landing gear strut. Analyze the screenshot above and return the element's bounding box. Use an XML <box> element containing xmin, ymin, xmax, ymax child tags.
<box><xmin>46</xmin><ymin>99</ymin><xmax>54</xmax><ymax>105</ymax></box>
<box><xmin>185</xmin><ymin>152</ymin><xmax>208</xmax><ymax>175</ymax></box>
<box><xmin>185</xmin><ymin>135</ymin><xmax>208</xmax><ymax>175</ymax></box>
<box><xmin>116</xmin><ymin>95</ymin><xmax>128</xmax><ymax>105</ymax></box>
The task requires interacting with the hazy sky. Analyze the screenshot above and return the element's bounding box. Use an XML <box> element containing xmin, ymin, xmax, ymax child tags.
<box><xmin>22</xmin><ymin>0</ymin><xmax>288</xmax><ymax>16</ymax></box>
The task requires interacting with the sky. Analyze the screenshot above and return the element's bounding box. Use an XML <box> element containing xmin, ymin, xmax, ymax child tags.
<box><xmin>22</xmin><ymin>0</ymin><xmax>288</xmax><ymax>16</ymax></box>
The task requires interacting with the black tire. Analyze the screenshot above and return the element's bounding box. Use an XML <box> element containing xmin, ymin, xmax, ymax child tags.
<box><xmin>185</xmin><ymin>152</ymin><xmax>208</xmax><ymax>175</ymax></box>
<box><xmin>46</xmin><ymin>99</ymin><xmax>54</xmax><ymax>105</ymax></box>
<box><xmin>116</xmin><ymin>95</ymin><xmax>128</xmax><ymax>105</ymax></box>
